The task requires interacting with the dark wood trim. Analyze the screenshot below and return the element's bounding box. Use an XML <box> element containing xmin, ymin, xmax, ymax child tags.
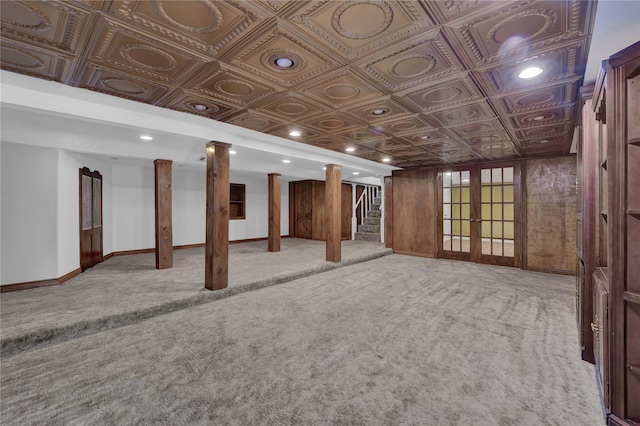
<box><xmin>173</xmin><ymin>243</ymin><xmax>205</xmax><ymax>250</ymax></box>
<box><xmin>1</xmin><ymin>279</ymin><xmax>60</xmax><ymax>292</ymax></box>
<box><xmin>112</xmin><ymin>248</ymin><xmax>156</xmax><ymax>256</ymax></box>
<box><xmin>59</xmin><ymin>268</ymin><xmax>82</xmax><ymax>284</ymax></box>
<box><xmin>607</xmin><ymin>414</ymin><xmax>633</xmax><ymax>426</ymax></box>
<box><xmin>1</xmin><ymin>267</ymin><xmax>82</xmax><ymax>293</ymax></box>
<box><xmin>103</xmin><ymin>252</ymin><xmax>114</xmax><ymax>261</ymax></box>
<box><xmin>392</xmin><ymin>249</ymin><xmax>435</xmax><ymax>258</ymax></box>
<box><xmin>524</xmin><ymin>265</ymin><xmax>577</xmax><ymax>276</ymax></box>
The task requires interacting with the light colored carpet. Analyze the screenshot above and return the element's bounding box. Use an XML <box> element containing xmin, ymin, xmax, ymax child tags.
<box><xmin>1</xmin><ymin>255</ymin><xmax>604</xmax><ymax>425</ymax></box>
<box><xmin>0</xmin><ymin>239</ymin><xmax>391</xmax><ymax>355</ymax></box>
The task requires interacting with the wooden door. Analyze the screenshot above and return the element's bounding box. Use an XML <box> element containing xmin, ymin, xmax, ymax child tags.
<box><xmin>439</xmin><ymin>163</ymin><xmax>520</xmax><ymax>266</ymax></box>
<box><xmin>80</xmin><ymin>168</ymin><xmax>103</xmax><ymax>271</ymax></box>
<box><xmin>293</xmin><ymin>181</ymin><xmax>313</xmax><ymax>239</ymax></box>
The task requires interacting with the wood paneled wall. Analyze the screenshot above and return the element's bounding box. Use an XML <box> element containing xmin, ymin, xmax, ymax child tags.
<box><xmin>524</xmin><ymin>156</ymin><xmax>577</xmax><ymax>274</ymax></box>
<box><xmin>289</xmin><ymin>180</ymin><xmax>352</xmax><ymax>241</ymax></box>
<box><xmin>391</xmin><ymin>169</ymin><xmax>437</xmax><ymax>257</ymax></box>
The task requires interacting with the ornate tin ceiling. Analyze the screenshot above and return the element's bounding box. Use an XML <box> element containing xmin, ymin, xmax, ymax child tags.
<box><xmin>0</xmin><ymin>0</ymin><xmax>596</xmax><ymax>168</ymax></box>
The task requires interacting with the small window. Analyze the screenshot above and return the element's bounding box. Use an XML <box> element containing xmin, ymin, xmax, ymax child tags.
<box><xmin>230</xmin><ymin>183</ymin><xmax>245</xmax><ymax>220</ymax></box>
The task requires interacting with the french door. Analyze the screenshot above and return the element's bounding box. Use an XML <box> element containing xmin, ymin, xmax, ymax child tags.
<box><xmin>438</xmin><ymin>163</ymin><xmax>521</xmax><ymax>267</ymax></box>
<box><xmin>80</xmin><ymin>167</ymin><xmax>103</xmax><ymax>271</ymax></box>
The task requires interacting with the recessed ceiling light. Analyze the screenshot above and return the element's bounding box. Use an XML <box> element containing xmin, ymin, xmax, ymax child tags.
<box><xmin>322</xmin><ymin>167</ymin><xmax>327</xmax><ymax>170</ymax></box>
<box><xmin>352</xmin><ymin>172</ymin><xmax>360</xmax><ymax>175</ymax></box>
<box><xmin>518</xmin><ymin>66</ymin><xmax>543</xmax><ymax>79</ymax></box>
<box><xmin>229</xmin><ymin>150</ymin><xmax>237</xmax><ymax>155</ymax></box>
<box><xmin>538</xmin><ymin>139</ymin><xmax>550</xmax><ymax>144</ymax></box>
<box><xmin>275</xmin><ymin>57</ymin><xmax>294</xmax><ymax>68</ymax></box>
<box><xmin>371</xmin><ymin>108</ymin><xmax>387</xmax><ymax>115</ymax></box>
<box><xmin>289</xmin><ymin>130</ymin><xmax>302</xmax><ymax>137</ymax></box>
<box><xmin>193</xmin><ymin>104</ymin><xmax>208</xmax><ymax>111</ymax></box>
<box><xmin>282</xmin><ymin>159</ymin><xmax>291</xmax><ymax>163</ymax></box>
<box><xmin>531</xmin><ymin>115</ymin><xmax>548</xmax><ymax>121</ymax></box>
<box><xmin>345</xmin><ymin>147</ymin><xmax>356</xmax><ymax>152</ymax></box>
<box><xmin>382</xmin><ymin>158</ymin><xmax>391</xmax><ymax>163</ymax></box>
<box><xmin>420</xmin><ymin>135</ymin><xmax>430</xmax><ymax>140</ymax></box>
<box><xmin>139</xmin><ymin>135</ymin><xmax>153</xmax><ymax>141</ymax></box>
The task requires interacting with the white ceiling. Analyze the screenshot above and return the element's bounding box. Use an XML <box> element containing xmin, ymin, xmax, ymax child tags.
<box><xmin>0</xmin><ymin>70</ymin><xmax>397</xmax><ymax>181</ymax></box>
<box><xmin>584</xmin><ymin>0</ymin><xmax>640</xmax><ymax>84</ymax></box>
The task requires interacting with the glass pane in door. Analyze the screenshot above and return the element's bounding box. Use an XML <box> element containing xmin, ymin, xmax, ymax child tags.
<box><xmin>442</xmin><ymin>170</ymin><xmax>470</xmax><ymax>253</ymax></box>
<box><xmin>481</xmin><ymin>166</ymin><xmax>515</xmax><ymax>258</ymax></box>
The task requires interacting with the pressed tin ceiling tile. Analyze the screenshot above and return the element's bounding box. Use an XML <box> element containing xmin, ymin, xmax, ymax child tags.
<box><xmin>0</xmin><ymin>0</ymin><xmax>598</xmax><ymax>166</ymax></box>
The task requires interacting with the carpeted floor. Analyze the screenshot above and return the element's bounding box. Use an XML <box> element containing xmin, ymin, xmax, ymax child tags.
<box><xmin>0</xmin><ymin>254</ymin><xmax>604</xmax><ymax>425</ymax></box>
<box><xmin>0</xmin><ymin>239</ymin><xmax>391</xmax><ymax>355</ymax></box>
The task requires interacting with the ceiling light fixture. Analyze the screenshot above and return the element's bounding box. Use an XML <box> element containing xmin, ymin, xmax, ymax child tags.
<box><xmin>322</xmin><ymin>167</ymin><xmax>327</xmax><ymax>170</ymax></box>
<box><xmin>193</xmin><ymin>104</ymin><xmax>208</xmax><ymax>111</ymax></box>
<box><xmin>275</xmin><ymin>57</ymin><xmax>294</xmax><ymax>68</ymax></box>
<box><xmin>518</xmin><ymin>66</ymin><xmax>543</xmax><ymax>79</ymax></box>
<box><xmin>538</xmin><ymin>139</ymin><xmax>550</xmax><ymax>144</ymax></box>
<box><xmin>382</xmin><ymin>158</ymin><xmax>391</xmax><ymax>163</ymax></box>
<box><xmin>371</xmin><ymin>109</ymin><xmax>387</xmax><ymax>115</ymax></box>
<box><xmin>352</xmin><ymin>172</ymin><xmax>360</xmax><ymax>175</ymax></box>
<box><xmin>139</xmin><ymin>135</ymin><xmax>153</xmax><ymax>141</ymax></box>
<box><xmin>420</xmin><ymin>135</ymin><xmax>430</xmax><ymax>140</ymax></box>
<box><xmin>229</xmin><ymin>150</ymin><xmax>237</xmax><ymax>155</ymax></box>
<box><xmin>282</xmin><ymin>159</ymin><xmax>291</xmax><ymax>163</ymax></box>
<box><xmin>289</xmin><ymin>130</ymin><xmax>302</xmax><ymax>137</ymax></box>
<box><xmin>345</xmin><ymin>147</ymin><xmax>356</xmax><ymax>152</ymax></box>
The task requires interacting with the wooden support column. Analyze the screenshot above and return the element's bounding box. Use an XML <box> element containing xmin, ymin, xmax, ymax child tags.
<box><xmin>268</xmin><ymin>173</ymin><xmax>281</xmax><ymax>252</ymax></box>
<box><xmin>154</xmin><ymin>159</ymin><xmax>173</xmax><ymax>269</ymax></box>
<box><xmin>325</xmin><ymin>164</ymin><xmax>341</xmax><ymax>262</ymax></box>
<box><xmin>205</xmin><ymin>141</ymin><xmax>230</xmax><ymax>291</ymax></box>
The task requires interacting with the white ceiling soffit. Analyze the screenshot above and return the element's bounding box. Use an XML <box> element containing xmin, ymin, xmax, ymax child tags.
<box><xmin>583</xmin><ymin>0</ymin><xmax>640</xmax><ymax>84</ymax></box>
<box><xmin>0</xmin><ymin>71</ymin><xmax>398</xmax><ymax>180</ymax></box>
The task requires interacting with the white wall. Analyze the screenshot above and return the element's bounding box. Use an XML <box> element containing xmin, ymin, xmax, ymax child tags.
<box><xmin>1</xmin><ymin>142</ymin><xmax>59</xmax><ymax>284</ymax></box>
<box><xmin>1</xmin><ymin>145</ymin><xmax>290</xmax><ymax>284</ymax></box>
<box><xmin>111</xmin><ymin>163</ymin><xmax>155</xmax><ymax>252</ymax></box>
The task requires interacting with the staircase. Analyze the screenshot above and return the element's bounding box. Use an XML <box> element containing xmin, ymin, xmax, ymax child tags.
<box><xmin>354</xmin><ymin>197</ymin><xmax>381</xmax><ymax>242</ymax></box>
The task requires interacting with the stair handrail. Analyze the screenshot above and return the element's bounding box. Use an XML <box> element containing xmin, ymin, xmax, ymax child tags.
<box><xmin>351</xmin><ymin>183</ymin><xmax>382</xmax><ymax>239</ymax></box>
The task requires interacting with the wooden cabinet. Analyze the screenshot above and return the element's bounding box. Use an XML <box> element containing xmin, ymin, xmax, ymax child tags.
<box><xmin>229</xmin><ymin>183</ymin><xmax>245</xmax><ymax>220</ymax></box>
<box><xmin>289</xmin><ymin>180</ymin><xmax>352</xmax><ymax>241</ymax></box>
<box><xmin>606</xmin><ymin>42</ymin><xmax>640</xmax><ymax>424</ymax></box>
<box><xmin>580</xmin><ymin>41</ymin><xmax>640</xmax><ymax>425</ymax></box>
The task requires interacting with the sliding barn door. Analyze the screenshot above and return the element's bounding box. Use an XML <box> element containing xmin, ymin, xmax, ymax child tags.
<box><xmin>439</xmin><ymin>163</ymin><xmax>521</xmax><ymax>267</ymax></box>
<box><xmin>80</xmin><ymin>168</ymin><xmax>103</xmax><ymax>271</ymax></box>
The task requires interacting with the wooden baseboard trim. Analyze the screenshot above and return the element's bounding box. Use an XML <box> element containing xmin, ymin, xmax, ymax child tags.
<box><xmin>59</xmin><ymin>268</ymin><xmax>82</xmax><ymax>284</ymax></box>
<box><xmin>1</xmin><ymin>279</ymin><xmax>60</xmax><ymax>293</ymax></box>
<box><xmin>1</xmin><ymin>267</ymin><xmax>81</xmax><ymax>293</ymax></box>
<box><xmin>103</xmin><ymin>252</ymin><xmax>114</xmax><ymax>261</ymax></box>
<box><xmin>392</xmin><ymin>249</ymin><xmax>435</xmax><ymax>258</ymax></box>
<box><xmin>524</xmin><ymin>266</ymin><xmax>576</xmax><ymax>276</ymax></box>
<box><xmin>112</xmin><ymin>248</ymin><xmax>156</xmax><ymax>256</ymax></box>
<box><xmin>173</xmin><ymin>243</ymin><xmax>205</xmax><ymax>250</ymax></box>
<box><xmin>607</xmin><ymin>414</ymin><xmax>632</xmax><ymax>426</ymax></box>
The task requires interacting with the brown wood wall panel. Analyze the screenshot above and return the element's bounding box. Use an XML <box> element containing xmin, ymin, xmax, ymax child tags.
<box><xmin>154</xmin><ymin>159</ymin><xmax>173</xmax><ymax>270</ymax></box>
<box><xmin>525</xmin><ymin>156</ymin><xmax>577</xmax><ymax>273</ymax></box>
<box><xmin>384</xmin><ymin>176</ymin><xmax>393</xmax><ymax>249</ymax></box>
<box><xmin>325</xmin><ymin>165</ymin><xmax>341</xmax><ymax>262</ymax></box>
<box><xmin>290</xmin><ymin>180</ymin><xmax>352</xmax><ymax>241</ymax></box>
<box><xmin>392</xmin><ymin>169</ymin><xmax>437</xmax><ymax>257</ymax></box>
<box><xmin>268</xmin><ymin>173</ymin><xmax>281</xmax><ymax>252</ymax></box>
<box><xmin>312</xmin><ymin>181</ymin><xmax>326</xmax><ymax>241</ymax></box>
<box><xmin>205</xmin><ymin>141</ymin><xmax>230</xmax><ymax>291</ymax></box>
